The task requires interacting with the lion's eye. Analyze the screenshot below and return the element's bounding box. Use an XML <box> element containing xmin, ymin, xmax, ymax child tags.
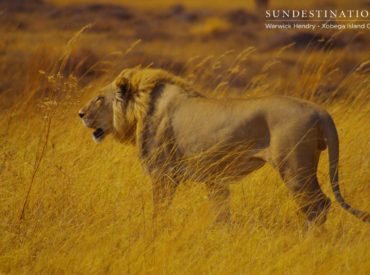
<box><xmin>95</xmin><ymin>96</ymin><xmax>104</xmax><ymax>102</ymax></box>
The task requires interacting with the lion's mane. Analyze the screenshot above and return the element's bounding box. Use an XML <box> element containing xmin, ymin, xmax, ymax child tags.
<box><xmin>112</xmin><ymin>68</ymin><xmax>194</xmax><ymax>144</ymax></box>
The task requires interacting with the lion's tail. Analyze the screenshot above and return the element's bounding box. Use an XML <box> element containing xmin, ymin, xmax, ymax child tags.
<box><xmin>321</xmin><ymin>113</ymin><xmax>370</xmax><ymax>222</ymax></box>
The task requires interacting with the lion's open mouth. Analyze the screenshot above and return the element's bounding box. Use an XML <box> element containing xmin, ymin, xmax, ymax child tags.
<box><xmin>92</xmin><ymin>128</ymin><xmax>105</xmax><ymax>143</ymax></box>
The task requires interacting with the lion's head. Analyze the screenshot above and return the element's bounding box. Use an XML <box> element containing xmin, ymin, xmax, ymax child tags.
<box><xmin>78</xmin><ymin>84</ymin><xmax>115</xmax><ymax>143</ymax></box>
<box><xmin>79</xmin><ymin>67</ymin><xmax>193</xmax><ymax>144</ymax></box>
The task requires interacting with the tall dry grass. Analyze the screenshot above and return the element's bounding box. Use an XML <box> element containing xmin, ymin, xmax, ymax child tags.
<box><xmin>0</xmin><ymin>25</ymin><xmax>369</xmax><ymax>275</ymax></box>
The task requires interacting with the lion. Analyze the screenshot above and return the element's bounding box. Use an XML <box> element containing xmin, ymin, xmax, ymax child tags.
<box><xmin>78</xmin><ymin>67</ymin><xmax>370</xmax><ymax>225</ymax></box>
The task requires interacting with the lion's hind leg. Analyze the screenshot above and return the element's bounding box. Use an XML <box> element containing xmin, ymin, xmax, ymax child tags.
<box><xmin>277</xmin><ymin>148</ymin><xmax>331</xmax><ymax>226</ymax></box>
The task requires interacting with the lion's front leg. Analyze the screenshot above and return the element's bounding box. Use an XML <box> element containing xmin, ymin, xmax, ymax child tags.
<box><xmin>206</xmin><ymin>183</ymin><xmax>231</xmax><ymax>223</ymax></box>
<box><xmin>152</xmin><ymin>178</ymin><xmax>178</xmax><ymax>221</ymax></box>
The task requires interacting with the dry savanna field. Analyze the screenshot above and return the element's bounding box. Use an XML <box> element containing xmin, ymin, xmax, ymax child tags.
<box><xmin>0</xmin><ymin>0</ymin><xmax>370</xmax><ymax>274</ymax></box>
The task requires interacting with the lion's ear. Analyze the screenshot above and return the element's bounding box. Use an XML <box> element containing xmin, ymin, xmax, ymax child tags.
<box><xmin>116</xmin><ymin>77</ymin><xmax>131</xmax><ymax>100</ymax></box>
<box><xmin>119</xmin><ymin>77</ymin><xmax>130</xmax><ymax>93</ymax></box>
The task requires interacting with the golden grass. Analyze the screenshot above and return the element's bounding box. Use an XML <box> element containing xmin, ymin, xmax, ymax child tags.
<box><xmin>1</xmin><ymin>6</ymin><xmax>370</xmax><ymax>275</ymax></box>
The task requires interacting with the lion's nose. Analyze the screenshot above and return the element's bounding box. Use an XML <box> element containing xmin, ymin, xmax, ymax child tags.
<box><xmin>78</xmin><ymin>111</ymin><xmax>85</xmax><ymax>118</ymax></box>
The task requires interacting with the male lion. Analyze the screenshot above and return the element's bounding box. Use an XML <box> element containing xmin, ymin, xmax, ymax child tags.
<box><xmin>79</xmin><ymin>67</ymin><xmax>369</xmax><ymax>225</ymax></box>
